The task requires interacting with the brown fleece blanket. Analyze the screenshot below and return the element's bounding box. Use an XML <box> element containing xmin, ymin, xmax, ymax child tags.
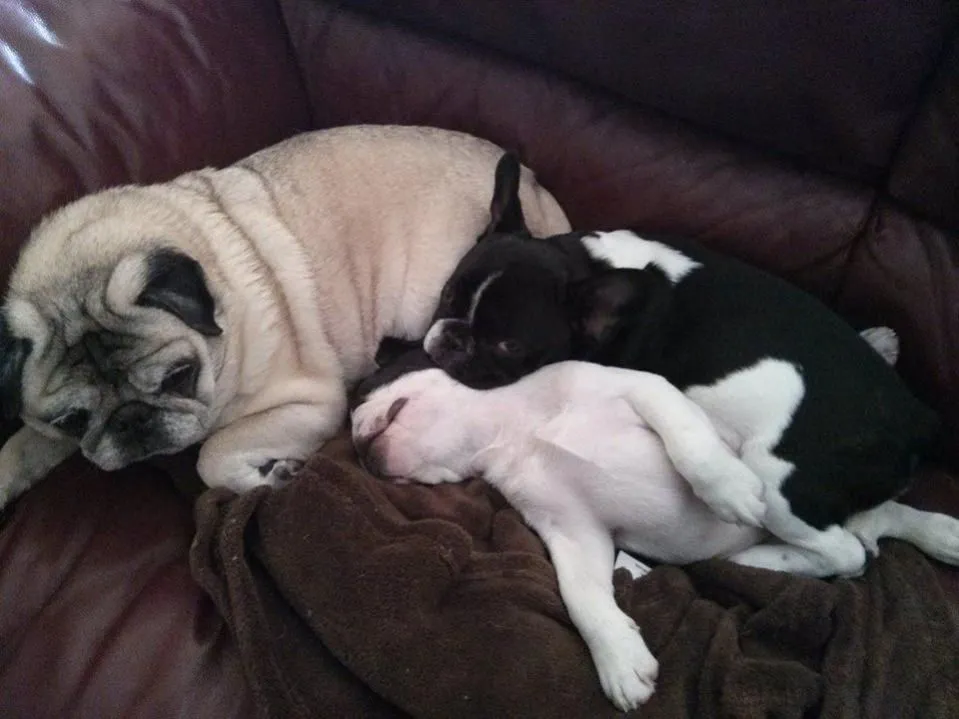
<box><xmin>189</xmin><ymin>435</ymin><xmax>959</xmax><ymax>719</ymax></box>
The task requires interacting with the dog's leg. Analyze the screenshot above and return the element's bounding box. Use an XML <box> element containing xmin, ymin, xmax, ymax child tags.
<box><xmin>0</xmin><ymin>425</ymin><xmax>77</xmax><ymax>508</ymax></box>
<box><xmin>537</xmin><ymin>521</ymin><xmax>658</xmax><ymax>711</ymax></box>
<box><xmin>606</xmin><ymin>368</ymin><xmax>766</xmax><ymax>527</ymax></box>
<box><xmin>197</xmin><ymin>395</ymin><xmax>345</xmax><ymax>493</ymax></box>
<box><xmin>845</xmin><ymin>500</ymin><xmax>959</xmax><ymax>565</ymax></box>
<box><xmin>727</xmin><ymin>488</ymin><xmax>867</xmax><ymax>577</ymax></box>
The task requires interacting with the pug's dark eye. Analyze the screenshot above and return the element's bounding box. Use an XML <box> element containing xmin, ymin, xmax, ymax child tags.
<box><xmin>160</xmin><ymin>359</ymin><xmax>199</xmax><ymax>398</ymax></box>
<box><xmin>493</xmin><ymin>339</ymin><xmax>524</xmax><ymax>358</ymax></box>
<box><xmin>50</xmin><ymin>408</ymin><xmax>90</xmax><ymax>438</ymax></box>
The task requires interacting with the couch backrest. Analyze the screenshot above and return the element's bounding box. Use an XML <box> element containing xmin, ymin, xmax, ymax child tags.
<box><xmin>331</xmin><ymin>0</ymin><xmax>959</xmax><ymax>234</ymax></box>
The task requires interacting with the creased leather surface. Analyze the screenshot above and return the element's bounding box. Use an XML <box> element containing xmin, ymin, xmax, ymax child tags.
<box><xmin>887</xmin><ymin>29</ymin><xmax>959</xmax><ymax>234</ymax></box>
<box><xmin>283</xmin><ymin>0</ymin><xmax>875</xmax><ymax>296</ymax></box>
<box><xmin>0</xmin><ymin>456</ymin><xmax>255</xmax><ymax>719</ymax></box>
<box><xmin>0</xmin><ymin>0</ymin><xmax>312</xmax><ymax>288</ymax></box>
<box><xmin>329</xmin><ymin>0</ymin><xmax>959</xmax><ymax>185</ymax></box>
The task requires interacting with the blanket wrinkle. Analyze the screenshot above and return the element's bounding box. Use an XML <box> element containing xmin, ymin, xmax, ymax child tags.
<box><xmin>190</xmin><ymin>434</ymin><xmax>959</xmax><ymax>718</ymax></box>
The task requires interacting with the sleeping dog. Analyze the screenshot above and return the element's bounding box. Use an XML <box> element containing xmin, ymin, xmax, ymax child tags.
<box><xmin>421</xmin><ymin>153</ymin><xmax>946</xmax><ymax>579</ymax></box>
<box><xmin>350</xmin><ymin>339</ymin><xmax>959</xmax><ymax>712</ymax></box>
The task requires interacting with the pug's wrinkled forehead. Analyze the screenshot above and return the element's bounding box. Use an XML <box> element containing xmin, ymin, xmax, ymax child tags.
<box><xmin>7</xmin><ymin>248</ymin><xmax>220</xmax><ymax>343</ymax></box>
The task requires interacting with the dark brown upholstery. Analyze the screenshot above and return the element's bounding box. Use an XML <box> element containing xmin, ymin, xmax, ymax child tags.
<box><xmin>1</xmin><ymin>1</ymin><xmax>957</xmax><ymax>716</ymax></box>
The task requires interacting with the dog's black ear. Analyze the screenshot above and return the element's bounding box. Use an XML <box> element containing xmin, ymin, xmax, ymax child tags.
<box><xmin>375</xmin><ymin>336</ymin><xmax>421</xmax><ymax>367</ymax></box>
<box><xmin>568</xmin><ymin>267</ymin><xmax>673</xmax><ymax>348</ymax></box>
<box><xmin>481</xmin><ymin>152</ymin><xmax>530</xmax><ymax>239</ymax></box>
<box><xmin>137</xmin><ymin>249</ymin><xmax>222</xmax><ymax>337</ymax></box>
<box><xmin>0</xmin><ymin>312</ymin><xmax>31</xmax><ymax>421</ymax></box>
<box><xmin>569</xmin><ymin>270</ymin><xmax>643</xmax><ymax>344</ymax></box>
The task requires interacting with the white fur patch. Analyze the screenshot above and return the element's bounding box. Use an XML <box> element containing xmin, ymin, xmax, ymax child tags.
<box><xmin>684</xmin><ymin>359</ymin><xmax>804</xmax><ymax>491</ymax></box>
<box><xmin>581</xmin><ymin>230</ymin><xmax>701</xmax><ymax>283</ymax></box>
<box><xmin>468</xmin><ymin>270</ymin><xmax>503</xmax><ymax>323</ymax></box>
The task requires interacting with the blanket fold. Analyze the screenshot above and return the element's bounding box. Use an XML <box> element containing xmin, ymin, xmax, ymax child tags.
<box><xmin>190</xmin><ymin>436</ymin><xmax>959</xmax><ymax>718</ymax></box>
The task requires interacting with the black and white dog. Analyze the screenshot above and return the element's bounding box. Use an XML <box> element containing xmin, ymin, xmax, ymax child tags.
<box><xmin>419</xmin><ymin>153</ymin><xmax>945</xmax><ymax>579</ymax></box>
<box><xmin>350</xmin><ymin>338</ymin><xmax>958</xmax><ymax>712</ymax></box>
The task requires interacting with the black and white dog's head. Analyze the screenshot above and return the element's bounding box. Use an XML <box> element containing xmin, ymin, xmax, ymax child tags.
<box><xmin>423</xmin><ymin>153</ymin><xmax>665</xmax><ymax>389</ymax></box>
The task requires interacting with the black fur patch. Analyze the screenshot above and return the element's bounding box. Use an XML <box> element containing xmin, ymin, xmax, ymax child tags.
<box><xmin>481</xmin><ymin>152</ymin><xmax>529</xmax><ymax>238</ymax></box>
<box><xmin>349</xmin><ymin>339</ymin><xmax>437</xmax><ymax>412</ymax></box>
<box><xmin>137</xmin><ymin>249</ymin><xmax>222</xmax><ymax>337</ymax></box>
<box><xmin>0</xmin><ymin>312</ymin><xmax>31</xmax><ymax>421</ymax></box>
<box><xmin>374</xmin><ymin>336</ymin><xmax>421</xmax><ymax>368</ymax></box>
<box><xmin>569</xmin><ymin>266</ymin><xmax>674</xmax><ymax>368</ymax></box>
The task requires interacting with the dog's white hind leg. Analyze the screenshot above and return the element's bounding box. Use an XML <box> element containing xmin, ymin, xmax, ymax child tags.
<box><xmin>845</xmin><ymin>501</ymin><xmax>959</xmax><ymax>565</ymax></box>
<box><xmin>602</xmin><ymin>368</ymin><xmax>766</xmax><ymax>527</ymax></box>
<box><xmin>728</xmin><ymin>489</ymin><xmax>867</xmax><ymax>578</ymax></box>
<box><xmin>537</xmin><ymin>520</ymin><xmax>658</xmax><ymax>712</ymax></box>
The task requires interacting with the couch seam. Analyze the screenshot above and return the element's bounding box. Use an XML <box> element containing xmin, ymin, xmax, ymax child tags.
<box><xmin>878</xmin><ymin>14</ymin><xmax>959</xmax><ymax>194</ymax></box>
<box><xmin>271</xmin><ymin>0</ymin><xmax>318</xmax><ymax>130</ymax></box>
<box><xmin>822</xmin><ymin>13</ymin><xmax>959</xmax><ymax>305</ymax></box>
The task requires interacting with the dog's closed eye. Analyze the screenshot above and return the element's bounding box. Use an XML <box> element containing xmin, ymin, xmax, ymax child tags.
<box><xmin>386</xmin><ymin>397</ymin><xmax>408</xmax><ymax>423</ymax></box>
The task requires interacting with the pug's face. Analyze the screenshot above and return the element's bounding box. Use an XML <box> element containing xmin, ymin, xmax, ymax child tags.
<box><xmin>1</xmin><ymin>248</ymin><xmax>224</xmax><ymax>470</ymax></box>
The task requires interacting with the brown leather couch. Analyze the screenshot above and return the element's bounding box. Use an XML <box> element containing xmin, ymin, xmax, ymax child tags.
<box><xmin>1</xmin><ymin>1</ymin><xmax>957</xmax><ymax>716</ymax></box>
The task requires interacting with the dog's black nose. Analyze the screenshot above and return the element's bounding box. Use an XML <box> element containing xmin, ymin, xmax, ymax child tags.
<box><xmin>109</xmin><ymin>401</ymin><xmax>154</xmax><ymax>436</ymax></box>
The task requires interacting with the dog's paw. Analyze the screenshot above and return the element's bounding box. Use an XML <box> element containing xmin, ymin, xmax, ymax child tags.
<box><xmin>859</xmin><ymin>326</ymin><xmax>899</xmax><ymax>366</ymax></box>
<box><xmin>592</xmin><ymin>619</ymin><xmax>659</xmax><ymax>712</ymax></box>
<box><xmin>914</xmin><ymin>514</ymin><xmax>959</xmax><ymax>566</ymax></box>
<box><xmin>848</xmin><ymin>527</ymin><xmax>881</xmax><ymax>558</ymax></box>
<box><xmin>258</xmin><ymin>458</ymin><xmax>305</xmax><ymax>485</ymax></box>
<box><xmin>694</xmin><ymin>470</ymin><xmax>767</xmax><ymax>528</ymax></box>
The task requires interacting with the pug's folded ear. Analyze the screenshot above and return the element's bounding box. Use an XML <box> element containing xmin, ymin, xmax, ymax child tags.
<box><xmin>568</xmin><ymin>267</ymin><xmax>673</xmax><ymax>347</ymax></box>
<box><xmin>135</xmin><ymin>249</ymin><xmax>222</xmax><ymax>337</ymax></box>
<box><xmin>0</xmin><ymin>311</ymin><xmax>31</xmax><ymax>420</ymax></box>
<box><xmin>480</xmin><ymin>152</ymin><xmax>531</xmax><ymax>239</ymax></box>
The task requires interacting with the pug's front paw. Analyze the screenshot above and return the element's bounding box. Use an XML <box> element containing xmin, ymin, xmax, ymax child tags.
<box><xmin>258</xmin><ymin>458</ymin><xmax>305</xmax><ymax>485</ymax></box>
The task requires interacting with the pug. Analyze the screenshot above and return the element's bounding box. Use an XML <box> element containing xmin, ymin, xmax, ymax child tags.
<box><xmin>0</xmin><ymin>125</ymin><xmax>570</xmax><ymax>507</ymax></box>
